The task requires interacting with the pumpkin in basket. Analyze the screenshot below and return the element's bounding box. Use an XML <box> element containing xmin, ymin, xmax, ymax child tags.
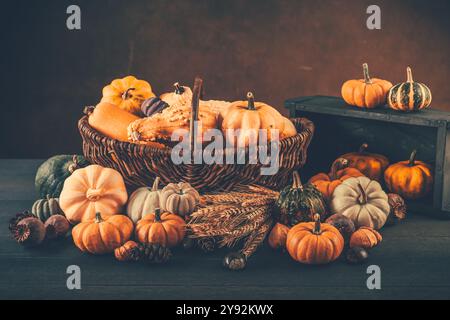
<box><xmin>387</xmin><ymin>67</ymin><xmax>432</xmax><ymax>112</ymax></box>
<box><xmin>127</xmin><ymin>177</ymin><xmax>163</xmax><ymax>223</ymax></box>
<box><xmin>101</xmin><ymin>75</ymin><xmax>155</xmax><ymax>116</ymax></box>
<box><xmin>160</xmin><ymin>82</ymin><xmax>193</xmax><ymax>108</ymax></box>
<box><xmin>384</xmin><ymin>150</ymin><xmax>433</xmax><ymax>200</ymax></box>
<box><xmin>160</xmin><ymin>182</ymin><xmax>200</xmax><ymax>217</ymax></box>
<box><xmin>286</xmin><ymin>214</ymin><xmax>344</xmax><ymax>265</ymax></box>
<box><xmin>135</xmin><ymin>208</ymin><xmax>186</xmax><ymax>247</ymax></box>
<box><xmin>330</xmin><ymin>176</ymin><xmax>389</xmax><ymax>230</ymax></box>
<box><xmin>59</xmin><ymin>165</ymin><xmax>128</xmax><ymax>224</ymax></box>
<box><xmin>280</xmin><ymin>117</ymin><xmax>297</xmax><ymax>139</ymax></box>
<box><xmin>276</xmin><ymin>171</ymin><xmax>327</xmax><ymax>226</ymax></box>
<box><xmin>35</xmin><ymin>155</ymin><xmax>89</xmax><ymax>199</ymax></box>
<box><xmin>340</xmin><ymin>143</ymin><xmax>389</xmax><ymax>181</ymax></box>
<box><xmin>72</xmin><ymin>212</ymin><xmax>133</xmax><ymax>254</ymax></box>
<box><xmin>308</xmin><ymin>158</ymin><xmax>364</xmax><ymax>202</ymax></box>
<box><xmin>86</xmin><ymin>102</ymin><xmax>138</xmax><ymax>142</ymax></box>
<box><xmin>221</xmin><ymin>92</ymin><xmax>285</xmax><ymax>147</ymax></box>
<box><xmin>341</xmin><ymin>63</ymin><xmax>392</xmax><ymax>108</ymax></box>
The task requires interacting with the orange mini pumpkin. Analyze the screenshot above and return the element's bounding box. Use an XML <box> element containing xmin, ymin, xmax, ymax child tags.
<box><xmin>135</xmin><ymin>208</ymin><xmax>186</xmax><ymax>247</ymax></box>
<box><xmin>384</xmin><ymin>150</ymin><xmax>433</xmax><ymax>200</ymax></box>
<box><xmin>59</xmin><ymin>164</ymin><xmax>128</xmax><ymax>224</ymax></box>
<box><xmin>350</xmin><ymin>227</ymin><xmax>382</xmax><ymax>249</ymax></box>
<box><xmin>286</xmin><ymin>214</ymin><xmax>344</xmax><ymax>265</ymax></box>
<box><xmin>101</xmin><ymin>75</ymin><xmax>155</xmax><ymax>116</ymax></box>
<box><xmin>309</xmin><ymin>158</ymin><xmax>364</xmax><ymax>202</ymax></box>
<box><xmin>340</xmin><ymin>143</ymin><xmax>389</xmax><ymax>181</ymax></box>
<box><xmin>268</xmin><ymin>223</ymin><xmax>290</xmax><ymax>250</ymax></box>
<box><xmin>114</xmin><ymin>240</ymin><xmax>140</xmax><ymax>262</ymax></box>
<box><xmin>341</xmin><ymin>63</ymin><xmax>392</xmax><ymax>109</ymax></box>
<box><xmin>221</xmin><ymin>92</ymin><xmax>285</xmax><ymax>147</ymax></box>
<box><xmin>72</xmin><ymin>212</ymin><xmax>134</xmax><ymax>255</ymax></box>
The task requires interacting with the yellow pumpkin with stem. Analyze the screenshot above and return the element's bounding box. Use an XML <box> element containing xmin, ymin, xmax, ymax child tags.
<box><xmin>101</xmin><ymin>75</ymin><xmax>155</xmax><ymax>116</ymax></box>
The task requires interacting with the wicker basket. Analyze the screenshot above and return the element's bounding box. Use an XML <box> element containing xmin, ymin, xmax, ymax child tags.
<box><xmin>78</xmin><ymin>78</ymin><xmax>314</xmax><ymax>192</ymax></box>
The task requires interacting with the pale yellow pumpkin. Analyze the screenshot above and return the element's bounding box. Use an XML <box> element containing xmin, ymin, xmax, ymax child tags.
<box><xmin>280</xmin><ymin>117</ymin><xmax>297</xmax><ymax>139</ymax></box>
<box><xmin>160</xmin><ymin>182</ymin><xmax>200</xmax><ymax>217</ymax></box>
<box><xmin>101</xmin><ymin>75</ymin><xmax>155</xmax><ymax>116</ymax></box>
<box><xmin>330</xmin><ymin>176</ymin><xmax>389</xmax><ymax>230</ymax></box>
<box><xmin>127</xmin><ymin>177</ymin><xmax>162</xmax><ymax>223</ymax></box>
<box><xmin>59</xmin><ymin>165</ymin><xmax>128</xmax><ymax>224</ymax></box>
<box><xmin>160</xmin><ymin>83</ymin><xmax>193</xmax><ymax>108</ymax></box>
<box><xmin>221</xmin><ymin>92</ymin><xmax>285</xmax><ymax>147</ymax></box>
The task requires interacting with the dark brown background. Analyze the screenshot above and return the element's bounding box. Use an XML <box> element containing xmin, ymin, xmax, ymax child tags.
<box><xmin>1</xmin><ymin>0</ymin><xmax>449</xmax><ymax>158</ymax></box>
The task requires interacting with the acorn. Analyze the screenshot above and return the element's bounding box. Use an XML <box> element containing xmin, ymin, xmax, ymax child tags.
<box><xmin>223</xmin><ymin>252</ymin><xmax>246</xmax><ymax>271</ymax></box>
<box><xmin>346</xmin><ymin>246</ymin><xmax>369</xmax><ymax>264</ymax></box>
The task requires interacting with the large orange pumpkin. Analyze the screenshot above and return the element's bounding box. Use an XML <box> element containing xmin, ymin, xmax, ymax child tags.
<box><xmin>384</xmin><ymin>150</ymin><xmax>433</xmax><ymax>200</ymax></box>
<box><xmin>59</xmin><ymin>165</ymin><xmax>128</xmax><ymax>224</ymax></box>
<box><xmin>308</xmin><ymin>158</ymin><xmax>364</xmax><ymax>202</ymax></box>
<box><xmin>340</xmin><ymin>143</ymin><xmax>389</xmax><ymax>181</ymax></box>
<box><xmin>135</xmin><ymin>208</ymin><xmax>186</xmax><ymax>247</ymax></box>
<box><xmin>221</xmin><ymin>92</ymin><xmax>285</xmax><ymax>147</ymax></box>
<box><xmin>286</xmin><ymin>214</ymin><xmax>344</xmax><ymax>265</ymax></box>
<box><xmin>72</xmin><ymin>212</ymin><xmax>134</xmax><ymax>254</ymax></box>
<box><xmin>341</xmin><ymin>63</ymin><xmax>392</xmax><ymax>108</ymax></box>
<box><xmin>101</xmin><ymin>75</ymin><xmax>155</xmax><ymax>116</ymax></box>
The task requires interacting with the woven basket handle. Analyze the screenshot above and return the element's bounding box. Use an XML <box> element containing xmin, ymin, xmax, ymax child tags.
<box><xmin>190</xmin><ymin>77</ymin><xmax>203</xmax><ymax>155</ymax></box>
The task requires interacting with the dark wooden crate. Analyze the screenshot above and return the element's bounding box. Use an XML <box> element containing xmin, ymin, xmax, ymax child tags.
<box><xmin>285</xmin><ymin>95</ymin><xmax>450</xmax><ymax>218</ymax></box>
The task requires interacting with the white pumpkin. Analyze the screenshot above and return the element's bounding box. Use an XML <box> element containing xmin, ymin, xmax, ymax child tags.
<box><xmin>126</xmin><ymin>177</ymin><xmax>162</xmax><ymax>223</ymax></box>
<box><xmin>330</xmin><ymin>176</ymin><xmax>389</xmax><ymax>230</ymax></box>
<box><xmin>160</xmin><ymin>182</ymin><xmax>200</xmax><ymax>217</ymax></box>
<box><xmin>160</xmin><ymin>83</ymin><xmax>193</xmax><ymax>108</ymax></box>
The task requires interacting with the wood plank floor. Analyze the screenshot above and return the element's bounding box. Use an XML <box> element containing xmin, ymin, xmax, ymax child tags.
<box><xmin>1</xmin><ymin>159</ymin><xmax>450</xmax><ymax>300</ymax></box>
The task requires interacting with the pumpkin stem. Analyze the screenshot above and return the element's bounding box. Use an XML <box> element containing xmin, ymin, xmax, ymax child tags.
<box><xmin>406</xmin><ymin>67</ymin><xmax>414</xmax><ymax>83</ymax></box>
<box><xmin>154</xmin><ymin>208</ymin><xmax>161</xmax><ymax>222</ymax></box>
<box><xmin>330</xmin><ymin>158</ymin><xmax>348</xmax><ymax>180</ymax></box>
<box><xmin>68</xmin><ymin>155</ymin><xmax>79</xmax><ymax>174</ymax></box>
<box><xmin>152</xmin><ymin>177</ymin><xmax>160</xmax><ymax>191</ymax></box>
<box><xmin>313</xmin><ymin>214</ymin><xmax>321</xmax><ymax>235</ymax></box>
<box><xmin>359</xmin><ymin>143</ymin><xmax>369</xmax><ymax>153</ymax></box>
<box><xmin>83</xmin><ymin>106</ymin><xmax>95</xmax><ymax>116</ymax></box>
<box><xmin>408</xmin><ymin>150</ymin><xmax>417</xmax><ymax>166</ymax></box>
<box><xmin>357</xmin><ymin>183</ymin><xmax>368</xmax><ymax>204</ymax></box>
<box><xmin>363</xmin><ymin>63</ymin><xmax>372</xmax><ymax>84</ymax></box>
<box><xmin>122</xmin><ymin>88</ymin><xmax>135</xmax><ymax>100</ymax></box>
<box><xmin>291</xmin><ymin>171</ymin><xmax>303</xmax><ymax>190</ymax></box>
<box><xmin>174</xmin><ymin>82</ymin><xmax>185</xmax><ymax>95</ymax></box>
<box><xmin>247</xmin><ymin>92</ymin><xmax>256</xmax><ymax>110</ymax></box>
<box><xmin>94</xmin><ymin>212</ymin><xmax>103</xmax><ymax>223</ymax></box>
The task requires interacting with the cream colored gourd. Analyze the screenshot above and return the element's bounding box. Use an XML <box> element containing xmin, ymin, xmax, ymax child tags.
<box><xmin>160</xmin><ymin>83</ymin><xmax>193</xmax><ymax>108</ymax></box>
<box><xmin>127</xmin><ymin>177</ymin><xmax>162</xmax><ymax>223</ymax></box>
<box><xmin>330</xmin><ymin>176</ymin><xmax>389</xmax><ymax>230</ymax></box>
<box><xmin>59</xmin><ymin>165</ymin><xmax>128</xmax><ymax>224</ymax></box>
<box><xmin>160</xmin><ymin>182</ymin><xmax>200</xmax><ymax>217</ymax></box>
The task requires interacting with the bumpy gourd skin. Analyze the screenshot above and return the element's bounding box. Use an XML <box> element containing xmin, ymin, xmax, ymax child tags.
<box><xmin>35</xmin><ymin>155</ymin><xmax>89</xmax><ymax>198</ymax></box>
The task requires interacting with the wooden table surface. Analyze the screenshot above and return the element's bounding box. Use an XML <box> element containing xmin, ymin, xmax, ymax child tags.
<box><xmin>1</xmin><ymin>159</ymin><xmax>450</xmax><ymax>300</ymax></box>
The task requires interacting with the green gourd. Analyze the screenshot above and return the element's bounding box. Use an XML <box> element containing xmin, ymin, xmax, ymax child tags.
<box><xmin>35</xmin><ymin>155</ymin><xmax>89</xmax><ymax>198</ymax></box>
<box><xmin>276</xmin><ymin>171</ymin><xmax>327</xmax><ymax>227</ymax></box>
<box><xmin>31</xmin><ymin>196</ymin><xmax>63</xmax><ymax>222</ymax></box>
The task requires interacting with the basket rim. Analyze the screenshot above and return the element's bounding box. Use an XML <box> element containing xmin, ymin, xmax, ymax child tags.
<box><xmin>78</xmin><ymin>115</ymin><xmax>314</xmax><ymax>157</ymax></box>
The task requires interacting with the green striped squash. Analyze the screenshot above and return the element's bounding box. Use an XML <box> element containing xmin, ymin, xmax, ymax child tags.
<box><xmin>388</xmin><ymin>67</ymin><xmax>432</xmax><ymax>112</ymax></box>
<box><xmin>31</xmin><ymin>196</ymin><xmax>63</xmax><ymax>222</ymax></box>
